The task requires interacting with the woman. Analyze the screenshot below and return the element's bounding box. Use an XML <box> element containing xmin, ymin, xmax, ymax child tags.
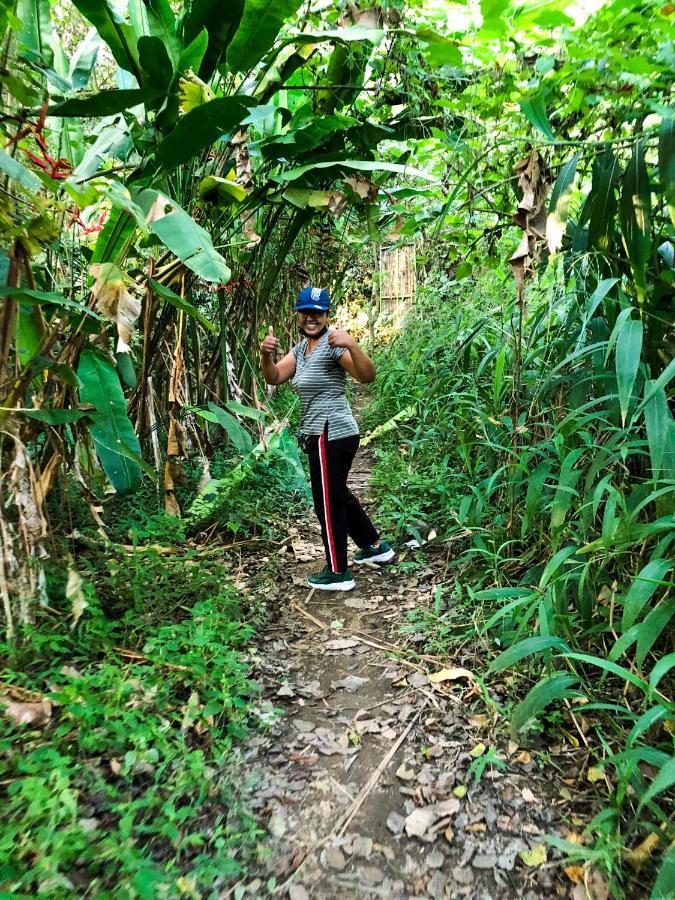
<box><xmin>260</xmin><ymin>287</ymin><xmax>394</xmax><ymax>591</ymax></box>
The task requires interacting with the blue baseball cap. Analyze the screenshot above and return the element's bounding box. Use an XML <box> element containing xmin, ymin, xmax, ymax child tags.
<box><xmin>294</xmin><ymin>287</ymin><xmax>330</xmax><ymax>312</ymax></box>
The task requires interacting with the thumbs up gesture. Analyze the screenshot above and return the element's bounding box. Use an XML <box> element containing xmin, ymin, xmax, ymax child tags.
<box><xmin>328</xmin><ymin>322</ymin><xmax>355</xmax><ymax>350</ymax></box>
<box><xmin>261</xmin><ymin>324</ymin><xmax>279</xmax><ymax>355</ymax></box>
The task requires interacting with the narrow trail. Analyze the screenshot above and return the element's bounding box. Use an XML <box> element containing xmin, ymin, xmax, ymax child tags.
<box><xmin>234</xmin><ymin>446</ymin><xmax>588</xmax><ymax>899</ymax></box>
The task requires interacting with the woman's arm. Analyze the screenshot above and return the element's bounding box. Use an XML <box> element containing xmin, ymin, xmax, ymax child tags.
<box><xmin>260</xmin><ymin>327</ymin><xmax>296</xmax><ymax>384</ymax></box>
<box><xmin>328</xmin><ymin>328</ymin><xmax>376</xmax><ymax>384</ymax></box>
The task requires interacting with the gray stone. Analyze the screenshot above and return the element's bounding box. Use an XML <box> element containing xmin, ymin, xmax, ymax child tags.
<box><xmin>386</xmin><ymin>810</ymin><xmax>406</xmax><ymax>834</ymax></box>
<box><xmin>267</xmin><ymin>812</ymin><xmax>287</xmax><ymax>838</ymax></box>
<box><xmin>360</xmin><ymin>865</ymin><xmax>384</xmax><ymax>885</ymax></box>
<box><xmin>426</xmin><ymin>850</ymin><xmax>444</xmax><ymax>869</ymax></box>
<box><xmin>426</xmin><ymin>872</ymin><xmax>447</xmax><ymax>899</ymax></box>
<box><xmin>452</xmin><ymin>866</ymin><xmax>475</xmax><ymax>885</ymax></box>
<box><xmin>288</xmin><ymin>887</ymin><xmax>309</xmax><ymax>900</ymax></box>
<box><xmin>292</xmin><ymin>719</ymin><xmax>315</xmax><ymax>732</ymax></box>
<box><xmin>351</xmin><ymin>835</ymin><xmax>373</xmax><ymax>858</ymax></box>
<box><xmin>324</xmin><ymin>846</ymin><xmax>346</xmax><ymax>871</ymax></box>
<box><xmin>472</xmin><ymin>852</ymin><xmax>498</xmax><ymax>869</ymax></box>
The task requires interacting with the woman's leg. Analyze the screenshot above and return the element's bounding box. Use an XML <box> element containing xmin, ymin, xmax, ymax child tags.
<box><xmin>344</xmin><ymin>488</ymin><xmax>379</xmax><ymax>549</ymax></box>
<box><xmin>307</xmin><ymin>433</ymin><xmax>360</xmax><ymax>573</ymax></box>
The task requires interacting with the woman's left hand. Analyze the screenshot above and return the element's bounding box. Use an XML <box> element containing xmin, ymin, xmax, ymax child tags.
<box><xmin>328</xmin><ymin>326</ymin><xmax>356</xmax><ymax>350</ymax></box>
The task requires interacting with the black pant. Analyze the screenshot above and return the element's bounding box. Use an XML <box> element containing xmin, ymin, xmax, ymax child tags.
<box><xmin>305</xmin><ymin>431</ymin><xmax>379</xmax><ymax>573</ymax></box>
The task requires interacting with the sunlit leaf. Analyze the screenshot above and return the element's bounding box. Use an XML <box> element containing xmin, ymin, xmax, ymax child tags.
<box><xmin>518</xmin><ymin>89</ymin><xmax>555</xmax><ymax>141</ymax></box>
<box><xmin>547</xmin><ymin>154</ymin><xmax>579</xmax><ymax>254</ymax></box>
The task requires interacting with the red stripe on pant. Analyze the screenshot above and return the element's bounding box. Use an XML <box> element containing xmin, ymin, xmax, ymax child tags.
<box><xmin>318</xmin><ymin>432</ymin><xmax>339</xmax><ymax>572</ymax></box>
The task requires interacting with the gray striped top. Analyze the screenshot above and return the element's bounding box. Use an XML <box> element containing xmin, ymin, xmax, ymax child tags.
<box><xmin>291</xmin><ymin>331</ymin><xmax>359</xmax><ymax>440</ymax></box>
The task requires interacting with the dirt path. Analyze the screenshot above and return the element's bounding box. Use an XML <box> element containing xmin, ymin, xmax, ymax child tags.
<box><xmin>234</xmin><ymin>448</ymin><xmax>587</xmax><ymax>899</ymax></box>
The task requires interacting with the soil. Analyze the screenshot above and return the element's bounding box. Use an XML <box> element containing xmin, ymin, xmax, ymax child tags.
<box><xmin>229</xmin><ymin>448</ymin><xmax>601</xmax><ymax>900</ymax></box>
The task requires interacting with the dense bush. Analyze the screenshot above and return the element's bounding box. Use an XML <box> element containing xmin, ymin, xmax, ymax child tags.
<box><xmin>0</xmin><ymin>545</ymin><xmax>264</xmax><ymax>895</ymax></box>
<box><xmin>365</xmin><ymin>258</ymin><xmax>674</xmax><ymax>890</ymax></box>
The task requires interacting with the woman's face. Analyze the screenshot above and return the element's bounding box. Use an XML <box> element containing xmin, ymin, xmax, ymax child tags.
<box><xmin>297</xmin><ymin>310</ymin><xmax>328</xmax><ymax>337</ymax></box>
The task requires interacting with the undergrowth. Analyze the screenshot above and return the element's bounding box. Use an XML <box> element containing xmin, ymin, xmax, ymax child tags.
<box><xmin>0</xmin><ymin>500</ymin><xmax>287</xmax><ymax>894</ymax></box>
<box><xmin>365</xmin><ymin>264</ymin><xmax>674</xmax><ymax>897</ymax></box>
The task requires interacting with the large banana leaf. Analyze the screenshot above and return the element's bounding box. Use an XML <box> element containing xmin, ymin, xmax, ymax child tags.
<box><xmin>177</xmin><ymin>27</ymin><xmax>208</xmax><ymax>74</ymax></box>
<box><xmin>0</xmin><ymin>147</ymin><xmax>41</xmax><ymax>191</ymax></box>
<box><xmin>139</xmin><ymin>192</ymin><xmax>231</xmax><ymax>283</ymax></box>
<box><xmin>49</xmin><ymin>88</ymin><xmax>153</xmax><ymax>117</ymax></box>
<box><xmin>273</xmin><ymin>159</ymin><xmax>436</xmax><ymax>183</ymax></box>
<box><xmin>71</xmin><ymin>0</ymin><xmax>142</xmax><ymax>83</ymax></box>
<box><xmin>137</xmin><ymin>36</ymin><xmax>173</xmax><ymax>95</ymax></box>
<box><xmin>0</xmin><ymin>287</ymin><xmax>100</xmax><ymax>318</ymax></box>
<box><xmin>143</xmin><ymin>0</ymin><xmax>180</xmax><ymax>66</ymax></box>
<box><xmin>181</xmin><ymin>0</ymin><xmax>244</xmax><ymax>79</ymax></box>
<box><xmin>91</xmin><ymin>208</ymin><xmax>137</xmax><ymax>266</ymax></box>
<box><xmin>77</xmin><ymin>348</ymin><xmax>143</xmax><ymax>494</ymax></box>
<box><xmin>279</xmin><ymin>26</ymin><xmax>385</xmax><ymax>49</ymax></box>
<box><xmin>16</xmin><ymin>0</ymin><xmax>53</xmax><ymax>65</ymax></box>
<box><xmin>69</xmin><ymin>28</ymin><xmax>102</xmax><ymax>89</ymax></box>
<box><xmin>226</xmin><ymin>0</ymin><xmax>303</xmax><ymax>74</ymax></box>
<box><xmin>157</xmin><ymin>96</ymin><xmax>253</xmax><ymax>169</ymax></box>
<box><xmin>69</xmin><ymin>123</ymin><xmax>132</xmax><ymax>182</ymax></box>
<box><xmin>620</xmin><ymin>140</ymin><xmax>652</xmax><ymax>301</ymax></box>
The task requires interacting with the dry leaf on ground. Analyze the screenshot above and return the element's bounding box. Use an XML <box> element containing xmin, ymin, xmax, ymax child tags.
<box><xmin>404</xmin><ymin>798</ymin><xmax>460</xmax><ymax>839</ymax></box>
<box><xmin>324</xmin><ymin>638</ymin><xmax>360</xmax><ymax>651</ymax></box>
<box><xmin>2</xmin><ymin>697</ymin><xmax>52</xmax><ymax>727</ymax></box>
<box><xmin>428</xmin><ymin>667</ymin><xmax>474</xmax><ymax>684</ymax></box>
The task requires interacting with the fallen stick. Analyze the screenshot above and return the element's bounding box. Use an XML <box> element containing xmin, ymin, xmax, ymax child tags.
<box><xmin>335</xmin><ymin>696</ymin><xmax>430</xmax><ymax>837</ymax></box>
<box><xmin>113</xmin><ymin>646</ymin><xmax>189</xmax><ymax>671</ymax></box>
<box><xmin>290</xmin><ymin>599</ymin><xmax>324</xmax><ymax>630</ymax></box>
<box><xmin>273</xmin><ymin>697</ymin><xmax>430</xmax><ymax>895</ymax></box>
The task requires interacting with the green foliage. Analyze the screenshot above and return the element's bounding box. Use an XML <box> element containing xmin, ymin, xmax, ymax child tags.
<box><xmin>0</xmin><ymin>544</ymin><xmax>263</xmax><ymax>895</ymax></box>
<box><xmin>188</xmin><ymin>429</ymin><xmax>309</xmax><ymax>535</ymax></box>
<box><xmin>2</xmin><ymin>0</ymin><xmax>674</xmax><ymax>894</ymax></box>
<box><xmin>77</xmin><ymin>348</ymin><xmax>143</xmax><ymax>494</ymax></box>
<box><xmin>366</xmin><ymin>244</ymin><xmax>674</xmax><ymax>890</ymax></box>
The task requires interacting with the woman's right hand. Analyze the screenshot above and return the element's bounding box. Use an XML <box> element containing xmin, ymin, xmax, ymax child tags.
<box><xmin>261</xmin><ymin>325</ymin><xmax>279</xmax><ymax>355</ymax></box>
